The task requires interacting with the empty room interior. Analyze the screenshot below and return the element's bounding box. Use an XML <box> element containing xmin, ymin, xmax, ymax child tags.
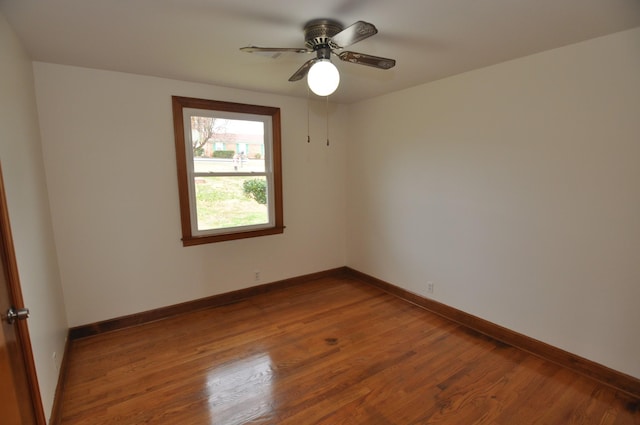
<box><xmin>1</xmin><ymin>1</ymin><xmax>639</xmax><ymax>424</ymax></box>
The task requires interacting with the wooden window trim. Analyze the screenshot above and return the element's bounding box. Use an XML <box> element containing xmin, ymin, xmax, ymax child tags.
<box><xmin>171</xmin><ymin>96</ymin><xmax>284</xmax><ymax>246</ymax></box>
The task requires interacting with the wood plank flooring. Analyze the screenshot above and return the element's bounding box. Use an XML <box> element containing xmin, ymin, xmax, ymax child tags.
<box><xmin>57</xmin><ymin>276</ymin><xmax>640</xmax><ymax>424</ymax></box>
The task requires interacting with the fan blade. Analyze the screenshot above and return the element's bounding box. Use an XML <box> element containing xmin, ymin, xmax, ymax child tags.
<box><xmin>331</xmin><ymin>21</ymin><xmax>378</xmax><ymax>48</ymax></box>
<box><xmin>338</xmin><ymin>51</ymin><xmax>396</xmax><ymax>69</ymax></box>
<box><xmin>288</xmin><ymin>58</ymin><xmax>318</xmax><ymax>82</ymax></box>
<box><xmin>240</xmin><ymin>46</ymin><xmax>310</xmax><ymax>54</ymax></box>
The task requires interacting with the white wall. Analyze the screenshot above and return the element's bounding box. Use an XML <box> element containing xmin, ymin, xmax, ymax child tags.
<box><xmin>347</xmin><ymin>28</ymin><xmax>640</xmax><ymax>379</ymax></box>
<box><xmin>33</xmin><ymin>63</ymin><xmax>347</xmax><ymax>327</ymax></box>
<box><xmin>0</xmin><ymin>13</ymin><xmax>68</xmax><ymax>421</ymax></box>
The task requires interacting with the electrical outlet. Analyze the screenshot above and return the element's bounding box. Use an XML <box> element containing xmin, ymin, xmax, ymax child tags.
<box><xmin>52</xmin><ymin>352</ymin><xmax>59</xmax><ymax>372</ymax></box>
<box><xmin>254</xmin><ymin>271</ymin><xmax>261</xmax><ymax>281</ymax></box>
<box><xmin>427</xmin><ymin>281</ymin><xmax>434</xmax><ymax>294</ymax></box>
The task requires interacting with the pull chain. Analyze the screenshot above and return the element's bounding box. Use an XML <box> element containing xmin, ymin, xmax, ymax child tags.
<box><xmin>326</xmin><ymin>95</ymin><xmax>330</xmax><ymax>146</ymax></box>
<box><xmin>306</xmin><ymin>91</ymin><xmax>331</xmax><ymax>147</ymax></box>
<box><xmin>306</xmin><ymin>86</ymin><xmax>311</xmax><ymax>143</ymax></box>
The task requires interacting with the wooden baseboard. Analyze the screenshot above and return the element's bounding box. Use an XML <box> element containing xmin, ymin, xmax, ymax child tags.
<box><xmin>68</xmin><ymin>267</ymin><xmax>349</xmax><ymax>340</ymax></box>
<box><xmin>345</xmin><ymin>267</ymin><xmax>640</xmax><ymax>399</ymax></box>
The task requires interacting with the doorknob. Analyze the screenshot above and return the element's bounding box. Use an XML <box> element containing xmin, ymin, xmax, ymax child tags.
<box><xmin>5</xmin><ymin>307</ymin><xmax>29</xmax><ymax>324</ymax></box>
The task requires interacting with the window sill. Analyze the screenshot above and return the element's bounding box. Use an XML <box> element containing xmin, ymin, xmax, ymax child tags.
<box><xmin>181</xmin><ymin>226</ymin><xmax>285</xmax><ymax>246</ymax></box>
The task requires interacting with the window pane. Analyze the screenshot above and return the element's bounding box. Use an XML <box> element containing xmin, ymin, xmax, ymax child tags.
<box><xmin>191</xmin><ymin>117</ymin><xmax>266</xmax><ymax>173</ymax></box>
<box><xmin>194</xmin><ymin>176</ymin><xmax>269</xmax><ymax>231</ymax></box>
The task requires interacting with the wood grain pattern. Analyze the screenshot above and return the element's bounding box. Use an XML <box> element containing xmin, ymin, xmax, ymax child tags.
<box><xmin>56</xmin><ymin>276</ymin><xmax>639</xmax><ymax>424</ymax></box>
<box><xmin>347</xmin><ymin>267</ymin><xmax>640</xmax><ymax>398</ymax></box>
<box><xmin>68</xmin><ymin>268</ymin><xmax>347</xmax><ymax>339</ymax></box>
<box><xmin>0</xmin><ymin>164</ymin><xmax>45</xmax><ymax>424</ymax></box>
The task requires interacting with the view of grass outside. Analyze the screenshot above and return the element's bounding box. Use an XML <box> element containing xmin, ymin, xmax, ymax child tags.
<box><xmin>194</xmin><ymin>176</ymin><xmax>268</xmax><ymax>230</ymax></box>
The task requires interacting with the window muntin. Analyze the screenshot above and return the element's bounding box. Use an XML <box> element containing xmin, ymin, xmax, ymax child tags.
<box><xmin>172</xmin><ymin>97</ymin><xmax>283</xmax><ymax>246</ymax></box>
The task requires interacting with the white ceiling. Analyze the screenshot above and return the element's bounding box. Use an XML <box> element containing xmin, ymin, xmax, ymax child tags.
<box><xmin>2</xmin><ymin>0</ymin><xmax>639</xmax><ymax>104</ymax></box>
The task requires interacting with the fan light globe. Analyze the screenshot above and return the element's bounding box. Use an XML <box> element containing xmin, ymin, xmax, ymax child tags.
<box><xmin>307</xmin><ymin>60</ymin><xmax>340</xmax><ymax>96</ymax></box>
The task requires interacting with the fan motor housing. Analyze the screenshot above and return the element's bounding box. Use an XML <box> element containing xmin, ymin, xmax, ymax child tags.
<box><xmin>304</xmin><ymin>19</ymin><xmax>343</xmax><ymax>50</ymax></box>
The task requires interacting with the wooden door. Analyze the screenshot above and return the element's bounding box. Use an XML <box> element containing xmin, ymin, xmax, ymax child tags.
<box><xmin>0</xmin><ymin>165</ymin><xmax>45</xmax><ymax>424</ymax></box>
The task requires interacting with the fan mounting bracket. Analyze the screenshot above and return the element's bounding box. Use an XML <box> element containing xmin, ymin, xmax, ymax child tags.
<box><xmin>304</xmin><ymin>19</ymin><xmax>343</xmax><ymax>51</ymax></box>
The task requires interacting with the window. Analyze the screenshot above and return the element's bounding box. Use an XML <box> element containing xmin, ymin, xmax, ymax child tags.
<box><xmin>172</xmin><ymin>96</ymin><xmax>284</xmax><ymax>246</ymax></box>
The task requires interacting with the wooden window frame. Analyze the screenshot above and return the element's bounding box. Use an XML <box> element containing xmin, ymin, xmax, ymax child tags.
<box><xmin>171</xmin><ymin>96</ymin><xmax>284</xmax><ymax>246</ymax></box>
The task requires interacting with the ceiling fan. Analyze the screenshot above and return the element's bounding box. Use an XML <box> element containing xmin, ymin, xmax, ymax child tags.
<box><xmin>240</xmin><ymin>19</ymin><xmax>396</xmax><ymax>96</ymax></box>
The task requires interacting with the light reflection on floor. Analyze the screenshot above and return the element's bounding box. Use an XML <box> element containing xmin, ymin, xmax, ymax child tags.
<box><xmin>206</xmin><ymin>352</ymin><xmax>276</xmax><ymax>424</ymax></box>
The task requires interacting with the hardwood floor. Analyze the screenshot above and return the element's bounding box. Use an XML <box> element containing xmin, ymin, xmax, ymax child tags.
<box><xmin>57</xmin><ymin>276</ymin><xmax>639</xmax><ymax>424</ymax></box>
